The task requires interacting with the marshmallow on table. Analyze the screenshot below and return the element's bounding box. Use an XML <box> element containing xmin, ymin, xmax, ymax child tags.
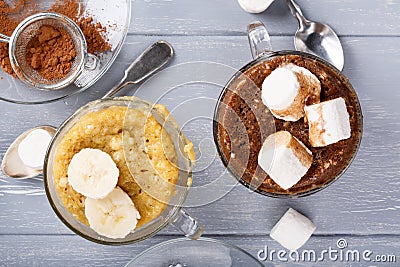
<box><xmin>305</xmin><ymin>97</ymin><xmax>351</xmax><ymax>147</ymax></box>
<box><xmin>237</xmin><ymin>0</ymin><xmax>275</xmax><ymax>14</ymax></box>
<box><xmin>270</xmin><ymin>208</ymin><xmax>316</xmax><ymax>251</ymax></box>
<box><xmin>258</xmin><ymin>131</ymin><xmax>313</xmax><ymax>190</ymax></box>
<box><xmin>262</xmin><ymin>64</ymin><xmax>321</xmax><ymax>121</ymax></box>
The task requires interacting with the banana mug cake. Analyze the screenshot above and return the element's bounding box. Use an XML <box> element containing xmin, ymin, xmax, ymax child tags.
<box><xmin>52</xmin><ymin>99</ymin><xmax>195</xmax><ymax>238</ymax></box>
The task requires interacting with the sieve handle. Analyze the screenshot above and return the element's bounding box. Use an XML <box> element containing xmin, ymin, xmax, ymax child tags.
<box><xmin>0</xmin><ymin>33</ymin><xmax>10</xmax><ymax>43</ymax></box>
<box><xmin>83</xmin><ymin>53</ymin><xmax>99</xmax><ymax>71</ymax></box>
<box><xmin>101</xmin><ymin>40</ymin><xmax>174</xmax><ymax>99</ymax></box>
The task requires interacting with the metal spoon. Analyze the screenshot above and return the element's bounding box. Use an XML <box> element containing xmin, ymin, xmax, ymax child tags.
<box><xmin>1</xmin><ymin>126</ymin><xmax>57</xmax><ymax>179</ymax></box>
<box><xmin>1</xmin><ymin>40</ymin><xmax>174</xmax><ymax>179</ymax></box>
<box><xmin>285</xmin><ymin>0</ymin><xmax>344</xmax><ymax>71</ymax></box>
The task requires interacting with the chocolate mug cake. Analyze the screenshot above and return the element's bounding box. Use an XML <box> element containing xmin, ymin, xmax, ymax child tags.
<box><xmin>215</xmin><ymin>53</ymin><xmax>362</xmax><ymax>196</ymax></box>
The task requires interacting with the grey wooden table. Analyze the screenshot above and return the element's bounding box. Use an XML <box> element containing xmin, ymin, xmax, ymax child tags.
<box><xmin>1</xmin><ymin>0</ymin><xmax>400</xmax><ymax>266</ymax></box>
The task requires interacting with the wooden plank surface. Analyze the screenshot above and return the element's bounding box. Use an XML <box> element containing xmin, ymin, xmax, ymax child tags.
<box><xmin>0</xmin><ymin>36</ymin><xmax>399</xmax><ymax>237</ymax></box>
<box><xmin>0</xmin><ymin>234</ymin><xmax>399</xmax><ymax>266</ymax></box>
<box><xmin>129</xmin><ymin>0</ymin><xmax>400</xmax><ymax>36</ymax></box>
<box><xmin>1</xmin><ymin>0</ymin><xmax>400</xmax><ymax>266</ymax></box>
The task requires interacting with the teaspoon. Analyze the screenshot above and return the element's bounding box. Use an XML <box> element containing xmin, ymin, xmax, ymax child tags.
<box><xmin>1</xmin><ymin>40</ymin><xmax>174</xmax><ymax>179</ymax></box>
<box><xmin>285</xmin><ymin>0</ymin><xmax>344</xmax><ymax>71</ymax></box>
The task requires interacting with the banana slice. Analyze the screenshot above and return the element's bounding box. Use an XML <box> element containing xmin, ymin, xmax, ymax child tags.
<box><xmin>85</xmin><ymin>187</ymin><xmax>141</xmax><ymax>239</ymax></box>
<box><xmin>68</xmin><ymin>148</ymin><xmax>119</xmax><ymax>199</ymax></box>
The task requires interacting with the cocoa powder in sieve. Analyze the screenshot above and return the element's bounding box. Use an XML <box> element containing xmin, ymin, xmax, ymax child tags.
<box><xmin>0</xmin><ymin>0</ymin><xmax>111</xmax><ymax>79</ymax></box>
<box><xmin>25</xmin><ymin>25</ymin><xmax>77</xmax><ymax>81</ymax></box>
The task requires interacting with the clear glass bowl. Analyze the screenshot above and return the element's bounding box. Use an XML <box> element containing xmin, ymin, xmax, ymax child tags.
<box><xmin>0</xmin><ymin>0</ymin><xmax>131</xmax><ymax>104</ymax></box>
<box><xmin>125</xmin><ymin>237</ymin><xmax>264</xmax><ymax>267</ymax></box>
<box><xmin>44</xmin><ymin>97</ymin><xmax>198</xmax><ymax>245</ymax></box>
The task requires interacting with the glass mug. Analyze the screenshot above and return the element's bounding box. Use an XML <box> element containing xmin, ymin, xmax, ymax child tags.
<box><xmin>44</xmin><ymin>97</ymin><xmax>203</xmax><ymax>245</ymax></box>
<box><xmin>213</xmin><ymin>21</ymin><xmax>363</xmax><ymax>198</ymax></box>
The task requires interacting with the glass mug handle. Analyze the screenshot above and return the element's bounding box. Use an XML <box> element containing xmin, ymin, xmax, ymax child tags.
<box><xmin>171</xmin><ymin>208</ymin><xmax>204</xmax><ymax>239</ymax></box>
<box><xmin>247</xmin><ymin>21</ymin><xmax>273</xmax><ymax>59</ymax></box>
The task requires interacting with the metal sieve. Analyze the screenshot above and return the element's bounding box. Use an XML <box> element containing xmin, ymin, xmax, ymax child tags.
<box><xmin>0</xmin><ymin>12</ymin><xmax>98</xmax><ymax>91</ymax></box>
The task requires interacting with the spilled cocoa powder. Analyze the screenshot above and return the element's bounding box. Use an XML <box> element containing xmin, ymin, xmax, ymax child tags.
<box><xmin>49</xmin><ymin>0</ymin><xmax>111</xmax><ymax>55</ymax></box>
<box><xmin>0</xmin><ymin>0</ymin><xmax>111</xmax><ymax>79</ymax></box>
<box><xmin>0</xmin><ymin>0</ymin><xmax>36</xmax><ymax>76</ymax></box>
<box><xmin>25</xmin><ymin>25</ymin><xmax>76</xmax><ymax>80</ymax></box>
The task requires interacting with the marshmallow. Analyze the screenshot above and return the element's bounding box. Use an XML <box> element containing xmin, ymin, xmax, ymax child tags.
<box><xmin>258</xmin><ymin>131</ymin><xmax>313</xmax><ymax>190</ymax></box>
<box><xmin>18</xmin><ymin>129</ymin><xmax>52</xmax><ymax>168</ymax></box>
<box><xmin>237</xmin><ymin>0</ymin><xmax>275</xmax><ymax>14</ymax></box>
<box><xmin>262</xmin><ymin>64</ymin><xmax>321</xmax><ymax>121</ymax></box>
<box><xmin>270</xmin><ymin>208</ymin><xmax>316</xmax><ymax>251</ymax></box>
<box><xmin>304</xmin><ymin>97</ymin><xmax>351</xmax><ymax>147</ymax></box>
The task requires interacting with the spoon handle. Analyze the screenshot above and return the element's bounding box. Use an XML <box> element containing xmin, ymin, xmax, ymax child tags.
<box><xmin>101</xmin><ymin>40</ymin><xmax>174</xmax><ymax>99</ymax></box>
<box><xmin>285</xmin><ymin>0</ymin><xmax>308</xmax><ymax>28</ymax></box>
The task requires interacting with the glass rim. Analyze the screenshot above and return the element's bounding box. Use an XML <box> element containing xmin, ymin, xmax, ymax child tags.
<box><xmin>212</xmin><ymin>50</ymin><xmax>364</xmax><ymax>198</ymax></box>
<box><xmin>43</xmin><ymin>97</ymin><xmax>193</xmax><ymax>245</ymax></box>
<box><xmin>125</xmin><ymin>237</ymin><xmax>264</xmax><ymax>266</ymax></box>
